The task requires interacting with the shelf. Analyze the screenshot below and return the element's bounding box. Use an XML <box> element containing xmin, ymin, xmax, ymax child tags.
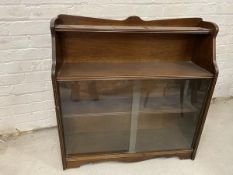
<box><xmin>63</xmin><ymin>105</ymin><xmax>196</xmax><ymax>118</ymax></box>
<box><xmin>57</xmin><ymin>61</ymin><xmax>213</xmax><ymax>81</ymax></box>
<box><xmin>52</xmin><ymin>16</ymin><xmax>218</xmax><ymax>168</ymax></box>
<box><xmin>55</xmin><ymin>25</ymin><xmax>211</xmax><ymax>34</ymax></box>
<box><xmin>61</xmin><ymin>97</ymin><xmax>132</xmax><ymax>116</ymax></box>
<box><xmin>63</xmin><ymin>112</ymin><xmax>196</xmax><ymax>133</ymax></box>
<box><xmin>61</xmin><ymin>93</ymin><xmax>197</xmax><ymax>117</ymax></box>
<box><xmin>65</xmin><ymin>130</ymin><xmax>130</xmax><ymax>154</ymax></box>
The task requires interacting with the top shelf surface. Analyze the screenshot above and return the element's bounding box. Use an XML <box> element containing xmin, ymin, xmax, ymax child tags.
<box><xmin>55</xmin><ymin>25</ymin><xmax>211</xmax><ymax>34</ymax></box>
<box><xmin>57</xmin><ymin>61</ymin><xmax>213</xmax><ymax>81</ymax></box>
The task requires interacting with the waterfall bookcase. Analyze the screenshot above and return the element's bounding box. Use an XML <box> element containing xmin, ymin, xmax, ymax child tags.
<box><xmin>50</xmin><ymin>15</ymin><xmax>218</xmax><ymax>169</ymax></box>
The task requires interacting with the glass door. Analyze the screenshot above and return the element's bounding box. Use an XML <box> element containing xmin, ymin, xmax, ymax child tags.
<box><xmin>59</xmin><ymin>80</ymin><xmax>133</xmax><ymax>154</ymax></box>
<box><xmin>59</xmin><ymin>79</ymin><xmax>210</xmax><ymax>155</ymax></box>
<box><xmin>132</xmin><ymin>79</ymin><xmax>210</xmax><ymax>152</ymax></box>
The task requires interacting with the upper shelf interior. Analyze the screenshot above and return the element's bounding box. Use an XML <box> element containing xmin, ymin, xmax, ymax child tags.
<box><xmin>57</xmin><ymin>61</ymin><xmax>213</xmax><ymax>81</ymax></box>
<box><xmin>55</xmin><ymin>25</ymin><xmax>211</xmax><ymax>34</ymax></box>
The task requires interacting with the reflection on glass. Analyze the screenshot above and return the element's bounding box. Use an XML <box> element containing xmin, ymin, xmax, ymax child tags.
<box><xmin>60</xmin><ymin>81</ymin><xmax>132</xmax><ymax>154</ymax></box>
<box><xmin>134</xmin><ymin>79</ymin><xmax>210</xmax><ymax>152</ymax></box>
<box><xmin>59</xmin><ymin>79</ymin><xmax>210</xmax><ymax>155</ymax></box>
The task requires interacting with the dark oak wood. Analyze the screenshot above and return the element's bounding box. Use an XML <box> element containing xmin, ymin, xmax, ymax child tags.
<box><xmin>66</xmin><ymin>149</ymin><xmax>192</xmax><ymax>168</ymax></box>
<box><xmin>51</xmin><ymin>15</ymin><xmax>218</xmax><ymax>169</ymax></box>
<box><xmin>191</xmin><ymin>21</ymin><xmax>219</xmax><ymax>159</ymax></box>
<box><xmin>55</xmin><ymin>25</ymin><xmax>211</xmax><ymax>34</ymax></box>
<box><xmin>50</xmin><ymin>18</ymin><xmax>67</xmax><ymax>169</ymax></box>
<box><xmin>60</xmin><ymin>33</ymin><xmax>195</xmax><ymax>62</ymax></box>
<box><xmin>56</xmin><ymin>15</ymin><xmax>202</xmax><ymax>26</ymax></box>
<box><xmin>57</xmin><ymin>61</ymin><xmax>213</xmax><ymax>81</ymax></box>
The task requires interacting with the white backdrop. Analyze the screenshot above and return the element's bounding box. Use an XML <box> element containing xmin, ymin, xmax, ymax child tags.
<box><xmin>0</xmin><ymin>0</ymin><xmax>233</xmax><ymax>134</ymax></box>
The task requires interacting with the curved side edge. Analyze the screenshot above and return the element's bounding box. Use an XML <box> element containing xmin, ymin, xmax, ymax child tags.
<box><xmin>50</xmin><ymin>16</ymin><xmax>61</xmax><ymax>76</ymax></box>
<box><xmin>191</xmin><ymin>21</ymin><xmax>219</xmax><ymax>160</ymax></box>
<box><xmin>200</xmin><ymin>21</ymin><xmax>219</xmax><ymax>75</ymax></box>
<box><xmin>50</xmin><ymin>16</ymin><xmax>67</xmax><ymax>170</ymax></box>
<box><xmin>57</xmin><ymin>14</ymin><xmax>203</xmax><ymax>26</ymax></box>
<box><xmin>50</xmin><ymin>17</ymin><xmax>57</xmax><ymax>78</ymax></box>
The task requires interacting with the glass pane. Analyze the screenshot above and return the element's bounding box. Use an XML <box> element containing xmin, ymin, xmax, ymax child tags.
<box><xmin>59</xmin><ymin>80</ymin><xmax>132</xmax><ymax>154</ymax></box>
<box><xmin>134</xmin><ymin>79</ymin><xmax>210</xmax><ymax>152</ymax></box>
<box><xmin>59</xmin><ymin>79</ymin><xmax>210</xmax><ymax>155</ymax></box>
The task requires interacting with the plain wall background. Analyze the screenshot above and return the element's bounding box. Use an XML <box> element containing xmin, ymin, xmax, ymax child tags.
<box><xmin>0</xmin><ymin>0</ymin><xmax>233</xmax><ymax>134</ymax></box>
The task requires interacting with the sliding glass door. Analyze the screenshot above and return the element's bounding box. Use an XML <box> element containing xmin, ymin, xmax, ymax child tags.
<box><xmin>58</xmin><ymin>79</ymin><xmax>210</xmax><ymax>155</ymax></box>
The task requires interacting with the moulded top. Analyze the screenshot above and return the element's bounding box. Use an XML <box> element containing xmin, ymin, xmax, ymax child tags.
<box><xmin>54</xmin><ymin>25</ymin><xmax>211</xmax><ymax>34</ymax></box>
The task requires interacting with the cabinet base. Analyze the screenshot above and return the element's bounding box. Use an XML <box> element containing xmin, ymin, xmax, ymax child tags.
<box><xmin>65</xmin><ymin>149</ymin><xmax>193</xmax><ymax>169</ymax></box>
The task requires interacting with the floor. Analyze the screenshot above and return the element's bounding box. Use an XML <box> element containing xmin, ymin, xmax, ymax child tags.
<box><xmin>0</xmin><ymin>99</ymin><xmax>233</xmax><ymax>175</ymax></box>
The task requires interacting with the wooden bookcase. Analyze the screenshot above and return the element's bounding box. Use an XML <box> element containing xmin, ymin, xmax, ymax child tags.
<box><xmin>50</xmin><ymin>15</ymin><xmax>218</xmax><ymax>169</ymax></box>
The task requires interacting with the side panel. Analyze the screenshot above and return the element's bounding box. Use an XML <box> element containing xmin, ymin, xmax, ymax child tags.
<box><xmin>51</xmin><ymin>19</ymin><xmax>67</xmax><ymax>169</ymax></box>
